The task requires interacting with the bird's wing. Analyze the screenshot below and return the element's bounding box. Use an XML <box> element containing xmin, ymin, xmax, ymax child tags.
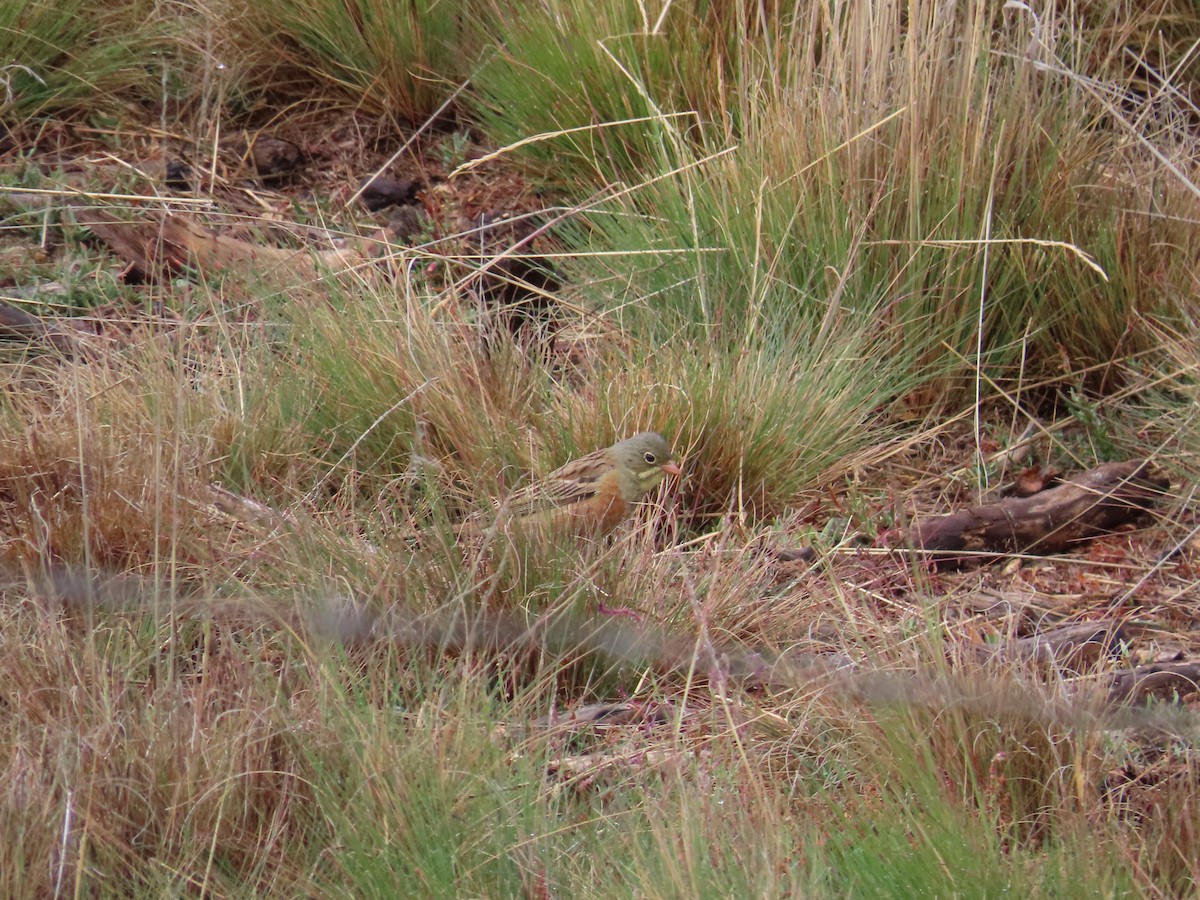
<box><xmin>501</xmin><ymin>473</ymin><xmax>601</xmax><ymax>519</ymax></box>
<box><xmin>499</xmin><ymin>449</ymin><xmax>609</xmax><ymax>519</ymax></box>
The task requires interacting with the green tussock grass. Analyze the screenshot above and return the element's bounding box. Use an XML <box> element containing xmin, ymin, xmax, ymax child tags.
<box><xmin>201</xmin><ymin>0</ymin><xmax>471</xmax><ymax>126</ymax></box>
<box><xmin>0</xmin><ymin>0</ymin><xmax>167</xmax><ymax>123</ymax></box>
<box><xmin>527</xmin><ymin>0</ymin><xmax>1200</xmax><ymax>404</ymax></box>
<box><xmin>468</xmin><ymin>0</ymin><xmax>756</xmax><ymax>184</ymax></box>
<box><xmin>262</xmin><ymin>270</ymin><xmax>916</xmax><ymax>527</ymax></box>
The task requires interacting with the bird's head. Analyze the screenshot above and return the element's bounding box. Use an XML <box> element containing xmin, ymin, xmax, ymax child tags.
<box><xmin>611</xmin><ymin>431</ymin><xmax>682</xmax><ymax>498</ymax></box>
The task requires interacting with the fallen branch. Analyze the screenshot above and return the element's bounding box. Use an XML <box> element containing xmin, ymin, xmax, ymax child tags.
<box><xmin>908</xmin><ymin>460</ymin><xmax>1170</xmax><ymax>565</ymax></box>
<box><xmin>0</xmin><ymin>297</ymin><xmax>90</xmax><ymax>356</ymax></box>
<box><xmin>773</xmin><ymin>460</ymin><xmax>1171</xmax><ymax>569</ymax></box>
<box><xmin>976</xmin><ymin>620</ymin><xmax>1132</xmax><ymax>673</ymax></box>
<box><xmin>80</xmin><ymin>206</ymin><xmax>383</xmax><ymax>285</ymax></box>
<box><xmin>1106</xmin><ymin>661</ymin><xmax>1200</xmax><ymax>706</ymax></box>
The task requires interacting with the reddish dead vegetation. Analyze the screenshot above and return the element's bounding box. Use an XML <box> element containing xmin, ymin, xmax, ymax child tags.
<box><xmin>0</xmin><ymin>429</ymin><xmax>223</xmax><ymax>573</ymax></box>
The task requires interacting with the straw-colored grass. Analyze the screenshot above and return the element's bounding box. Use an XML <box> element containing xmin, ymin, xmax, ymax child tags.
<box><xmin>1</xmin><ymin>0</ymin><xmax>1198</xmax><ymax>894</ymax></box>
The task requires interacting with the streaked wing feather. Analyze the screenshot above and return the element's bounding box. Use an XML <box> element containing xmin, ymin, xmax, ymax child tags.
<box><xmin>502</xmin><ymin>476</ymin><xmax>598</xmax><ymax>518</ymax></box>
<box><xmin>501</xmin><ymin>448</ymin><xmax>610</xmax><ymax>518</ymax></box>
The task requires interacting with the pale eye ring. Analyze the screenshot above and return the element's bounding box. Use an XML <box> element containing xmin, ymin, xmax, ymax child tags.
<box><xmin>643</xmin><ymin>451</ymin><xmax>657</xmax><ymax>464</ymax></box>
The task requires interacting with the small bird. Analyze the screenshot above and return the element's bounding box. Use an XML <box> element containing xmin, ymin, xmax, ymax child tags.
<box><xmin>493</xmin><ymin>431</ymin><xmax>682</xmax><ymax>536</ymax></box>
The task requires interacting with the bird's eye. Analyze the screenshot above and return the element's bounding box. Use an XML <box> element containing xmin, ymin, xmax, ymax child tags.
<box><xmin>643</xmin><ymin>451</ymin><xmax>657</xmax><ymax>464</ymax></box>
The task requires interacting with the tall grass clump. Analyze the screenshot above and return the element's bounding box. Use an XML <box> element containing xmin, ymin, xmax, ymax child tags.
<box><xmin>810</xmin><ymin>758</ymin><xmax>1135</xmax><ymax>896</ymax></box>
<box><xmin>0</xmin><ymin>587</ymin><xmax>333</xmax><ymax>896</ymax></box>
<box><xmin>472</xmin><ymin>0</ymin><xmax>1199</xmax><ymax>405</ymax></box>
<box><xmin>0</xmin><ymin>306</ymin><xmax>353</xmax><ymax>582</ymax></box>
<box><xmin>1113</xmin><ymin>317</ymin><xmax>1200</xmax><ymax>504</ymax></box>
<box><xmin>555</xmin><ymin>328</ymin><xmax>923</xmax><ymax>521</ymax></box>
<box><xmin>0</xmin><ymin>342</ymin><xmax>229</xmax><ymax>574</ymax></box>
<box><xmin>0</xmin><ymin>0</ymin><xmax>164</xmax><ymax>123</ymax></box>
<box><xmin>273</xmin><ymin>273</ymin><xmax>562</xmax><ymax>509</ymax></box>
<box><xmin>271</xmin><ymin>269</ymin><xmax>925</xmax><ymax>526</ymax></box>
<box><xmin>469</xmin><ymin>0</ymin><xmax>769</xmax><ymax>183</ymax></box>
<box><xmin>209</xmin><ymin>0</ymin><xmax>471</xmax><ymax>126</ymax></box>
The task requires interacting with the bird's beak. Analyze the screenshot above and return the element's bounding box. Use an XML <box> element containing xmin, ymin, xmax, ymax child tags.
<box><xmin>662</xmin><ymin>461</ymin><xmax>683</xmax><ymax>477</ymax></box>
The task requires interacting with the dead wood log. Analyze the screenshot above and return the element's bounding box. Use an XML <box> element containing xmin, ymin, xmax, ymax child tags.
<box><xmin>908</xmin><ymin>460</ymin><xmax>1170</xmax><ymax>565</ymax></box>
<box><xmin>5</xmin><ymin>192</ymin><xmax>391</xmax><ymax>285</ymax></box>
<box><xmin>1106</xmin><ymin>661</ymin><xmax>1200</xmax><ymax>706</ymax></box>
<box><xmin>975</xmin><ymin>620</ymin><xmax>1131</xmax><ymax>673</ymax></box>
<box><xmin>0</xmin><ymin>298</ymin><xmax>88</xmax><ymax>356</ymax></box>
<box><xmin>79</xmin><ymin>207</ymin><xmax>378</xmax><ymax>285</ymax></box>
